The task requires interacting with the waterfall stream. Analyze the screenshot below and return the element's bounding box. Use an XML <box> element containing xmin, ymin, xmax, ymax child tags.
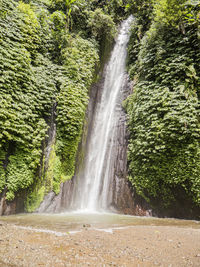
<box><xmin>37</xmin><ymin>17</ymin><xmax>134</xmax><ymax>214</ymax></box>
<box><xmin>69</xmin><ymin>17</ymin><xmax>133</xmax><ymax>212</ymax></box>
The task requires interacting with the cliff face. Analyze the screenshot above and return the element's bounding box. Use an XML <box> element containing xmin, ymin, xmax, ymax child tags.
<box><xmin>0</xmin><ymin>0</ymin><xmax>149</xmax><ymax>217</ymax></box>
<box><xmin>37</xmin><ymin>60</ymin><xmax>150</xmax><ymax>216</ymax></box>
<box><xmin>0</xmin><ymin>0</ymin><xmax>117</xmax><ymax>214</ymax></box>
<box><xmin>36</xmin><ymin>70</ymin><xmax>135</xmax><ymax>213</ymax></box>
<box><xmin>2</xmin><ymin>0</ymin><xmax>199</xmax><ymax>219</ymax></box>
<box><xmin>125</xmin><ymin>1</ymin><xmax>200</xmax><ymax>219</ymax></box>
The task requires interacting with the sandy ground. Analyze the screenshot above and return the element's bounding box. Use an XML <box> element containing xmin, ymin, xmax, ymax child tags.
<box><xmin>0</xmin><ymin>221</ymin><xmax>200</xmax><ymax>267</ymax></box>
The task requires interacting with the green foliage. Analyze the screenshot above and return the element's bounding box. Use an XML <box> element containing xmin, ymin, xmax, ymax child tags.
<box><xmin>50</xmin><ymin>10</ymin><xmax>66</xmax><ymax>30</ymax></box>
<box><xmin>6</xmin><ymin>150</ymin><xmax>35</xmax><ymax>201</ymax></box>
<box><xmin>0</xmin><ymin>150</ymin><xmax>6</xmax><ymax>193</ymax></box>
<box><xmin>65</xmin><ymin>0</ymin><xmax>77</xmax><ymax>27</ymax></box>
<box><xmin>101</xmin><ymin>0</ymin><xmax>127</xmax><ymax>22</ymax></box>
<box><xmin>50</xmin><ymin>10</ymin><xmax>67</xmax><ymax>57</ymax></box>
<box><xmin>125</xmin><ymin>0</ymin><xmax>153</xmax><ymax>31</ymax></box>
<box><xmin>24</xmin><ymin>32</ymin><xmax>99</xmax><ymax>210</ymax></box>
<box><xmin>56</xmin><ymin>35</ymin><xmax>99</xmax><ymax>180</ymax></box>
<box><xmin>0</xmin><ymin>0</ymin><xmax>101</xmax><ymax>210</ymax></box>
<box><xmin>126</xmin><ymin>82</ymin><xmax>200</xmax><ymax>206</ymax></box>
<box><xmin>153</xmin><ymin>0</ymin><xmax>199</xmax><ymax>27</ymax></box>
<box><xmin>45</xmin><ymin>144</ymin><xmax>62</xmax><ymax>194</ymax></box>
<box><xmin>50</xmin><ymin>0</ymin><xmax>79</xmax><ymax>29</ymax></box>
<box><xmin>88</xmin><ymin>9</ymin><xmax>116</xmax><ymax>45</ymax></box>
<box><xmin>52</xmin><ymin>154</ymin><xmax>62</xmax><ymax>193</ymax></box>
<box><xmin>0</xmin><ymin>0</ymin><xmax>53</xmax><ymax>150</ymax></box>
<box><xmin>126</xmin><ymin>1</ymin><xmax>200</xmax><ymax>208</ymax></box>
<box><xmin>0</xmin><ymin>0</ymin><xmax>53</xmax><ymax>204</ymax></box>
<box><xmin>25</xmin><ymin>185</ymin><xmax>45</xmax><ymax>212</ymax></box>
<box><xmin>17</xmin><ymin>1</ymin><xmax>40</xmax><ymax>58</ymax></box>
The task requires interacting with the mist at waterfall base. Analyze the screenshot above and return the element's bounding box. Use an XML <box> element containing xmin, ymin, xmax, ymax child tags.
<box><xmin>66</xmin><ymin>16</ymin><xmax>134</xmax><ymax>214</ymax></box>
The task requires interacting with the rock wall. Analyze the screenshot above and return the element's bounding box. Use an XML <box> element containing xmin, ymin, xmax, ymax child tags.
<box><xmin>0</xmin><ymin>71</ymin><xmax>150</xmax><ymax>216</ymax></box>
<box><xmin>37</xmin><ymin>68</ymin><xmax>150</xmax><ymax>216</ymax></box>
<box><xmin>0</xmin><ymin>190</ymin><xmax>24</xmax><ymax>216</ymax></box>
<box><xmin>37</xmin><ymin>69</ymin><xmax>106</xmax><ymax>213</ymax></box>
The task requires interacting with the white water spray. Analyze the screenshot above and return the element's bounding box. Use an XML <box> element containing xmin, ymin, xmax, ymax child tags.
<box><xmin>70</xmin><ymin>17</ymin><xmax>133</xmax><ymax>212</ymax></box>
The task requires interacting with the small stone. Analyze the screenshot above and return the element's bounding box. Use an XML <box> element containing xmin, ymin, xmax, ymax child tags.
<box><xmin>83</xmin><ymin>224</ymin><xmax>91</xmax><ymax>228</ymax></box>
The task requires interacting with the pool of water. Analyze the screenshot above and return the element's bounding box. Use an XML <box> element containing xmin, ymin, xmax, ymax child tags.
<box><xmin>1</xmin><ymin>212</ymin><xmax>200</xmax><ymax>233</ymax></box>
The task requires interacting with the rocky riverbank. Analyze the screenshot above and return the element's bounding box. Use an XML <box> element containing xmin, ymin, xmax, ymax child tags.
<box><xmin>0</xmin><ymin>221</ymin><xmax>200</xmax><ymax>266</ymax></box>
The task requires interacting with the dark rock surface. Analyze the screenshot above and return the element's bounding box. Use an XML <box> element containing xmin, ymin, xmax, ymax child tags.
<box><xmin>0</xmin><ymin>104</ymin><xmax>57</xmax><ymax>216</ymax></box>
<box><xmin>0</xmin><ymin>190</ymin><xmax>24</xmax><ymax>216</ymax></box>
<box><xmin>37</xmin><ymin>70</ymin><xmax>149</xmax><ymax>216</ymax></box>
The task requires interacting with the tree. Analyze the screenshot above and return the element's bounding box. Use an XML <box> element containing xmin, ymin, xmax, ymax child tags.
<box><xmin>51</xmin><ymin>0</ymin><xmax>77</xmax><ymax>29</ymax></box>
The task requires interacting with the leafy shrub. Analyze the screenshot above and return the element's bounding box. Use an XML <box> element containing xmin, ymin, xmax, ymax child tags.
<box><xmin>88</xmin><ymin>8</ymin><xmax>116</xmax><ymax>45</ymax></box>
<box><xmin>126</xmin><ymin>2</ymin><xmax>200</xmax><ymax>208</ymax></box>
<box><xmin>56</xmin><ymin>35</ymin><xmax>99</xmax><ymax>180</ymax></box>
<box><xmin>0</xmin><ymin>0</ymin><xmax>100</xmax><ymax>210</ymax></box>
<box><xmin>6</xmin><ymin>150</ymin><xmax>35</xmax><ymax>201</ymax></box>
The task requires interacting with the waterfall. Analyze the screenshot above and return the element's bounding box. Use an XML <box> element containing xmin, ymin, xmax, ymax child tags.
<box><xmin>37</xmin><ymin>17</ymin><xmax>134</xmax><ymax>214</ymax></box>
<box><xmin>69</xmin><ymin>17</ymin><xmax>133</xmax><ymax>212</ymax></box>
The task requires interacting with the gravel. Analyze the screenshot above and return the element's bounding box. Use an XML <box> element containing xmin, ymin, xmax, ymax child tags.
<box><xmin>0</xmin><ymin>221</ymin><xmax>200</xmax><ymax>267</ymax></box>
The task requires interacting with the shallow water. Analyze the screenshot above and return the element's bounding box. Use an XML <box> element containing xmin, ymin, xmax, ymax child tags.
<box><xmin>1</xmin><ymin>213</ymin><xmax>200</xmax><ymax>233</ymax></box>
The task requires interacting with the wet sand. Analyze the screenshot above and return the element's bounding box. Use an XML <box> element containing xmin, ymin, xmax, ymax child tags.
<box><xmin>0</xmin><ymin>220</ymin><xmax>200</xmax><ymax>267</ymax></box>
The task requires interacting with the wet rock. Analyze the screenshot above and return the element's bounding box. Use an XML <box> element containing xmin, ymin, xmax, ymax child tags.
<box><xmin>37</xmin><ymin>45</ymin><xmax>149</xmax><ymax>216</ymax></box>
<box><xmin>0</xmin><ymin>190</ymin><xmax>24</xmax><ymax>216</ymax></box>
<box><xmin>83</xmin><ymin>224</ymin><xmax>91</xmax><ymax>228</ymax></box>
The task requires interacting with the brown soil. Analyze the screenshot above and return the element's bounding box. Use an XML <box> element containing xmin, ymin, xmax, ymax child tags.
<box><xmin>0</xmin><ymin>221</ymin><xmax>200</xmax><ymax>267</ymax></box>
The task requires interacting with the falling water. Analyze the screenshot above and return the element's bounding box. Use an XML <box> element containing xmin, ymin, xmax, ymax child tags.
<box><xmin>68</xmin><ymin>17</ymin><xmax>133</xmax><ymax>212</ymax></box>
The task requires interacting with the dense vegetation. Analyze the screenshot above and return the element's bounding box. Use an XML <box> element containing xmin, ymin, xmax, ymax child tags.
<box><xmin>125</xmin><ymin>0</ymin><xmax>200</xmax><ymax>214</ymax></box>
<box><xmin>0</xmin><ymin>0</ymin><xmax>118</xmax><ymax>211</ymax></box>
<box><xmin>0</xmin><ymin>0</ymin><xmax>199</xmax><ymax>217</ymax></box>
